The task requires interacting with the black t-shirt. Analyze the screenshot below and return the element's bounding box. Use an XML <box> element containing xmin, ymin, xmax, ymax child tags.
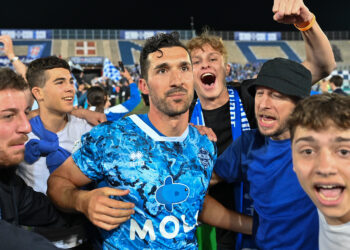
<box><xmin>202</xmin><ymin>101</ymin><xmax>232</xmax><ymax>156</ymax></box>
<box><xmin>190</xmin><ymin>80</ymin><xmax>257</xmax><ymax>248</ymax></box>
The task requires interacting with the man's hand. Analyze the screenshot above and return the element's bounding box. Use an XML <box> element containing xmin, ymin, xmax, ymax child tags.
<box><xmin>0</xmin><ymin>35</ymin><xmax>16</xmax><ymax>60</ymax></box>
<box><xmin>71</xmin><ymin>108</ymin><xmax>107</xmax><ymax>126</ymax></box>
<box><xmin>190</xmin><ymin>124</ymin><xmax>217</xmax><ymax>142</ymax></box>
<box><xmin>120</xmin><ymin>68</ymin><xmax>133</xmax><ymax>85</ymax></box>
<box><xmin>272</xmin><ymin>0</ymin><xmax>313</xmax><ymax>25</ymax></box>
<box><xmin>77</xmin><ymin>187</ymin><xmax>135</xmax><ymax>231</ymax></box>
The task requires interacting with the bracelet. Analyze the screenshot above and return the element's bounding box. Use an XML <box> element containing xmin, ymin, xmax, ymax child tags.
<box><xmin>294</xmin><ymin>14</ymin><xmax>316</xmax><ymax>32</ymax></box>
<box><xmin>10</xmin><ymin>56</ymin><xmax>19</xmax><ymax>63</ymax></box>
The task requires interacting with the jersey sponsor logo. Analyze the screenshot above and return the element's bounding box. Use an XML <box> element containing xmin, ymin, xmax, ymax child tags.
<box><xmin>129</xmin><ymin>211</ymin><xmax>199</xmax><ymax>240</ymax></box>
<box><xmin>129</xmin><ymin>151</ymin><xmax>145</xmax><ymax>167</ymax></box>
<box><xmin>198</xmin><ymin>148</ymin><xmax>211</xmax><ymax>168</ymax></box>
<box><xmin>155</xmin><ymin>176</ymin><xmax>189</xmax><ymax>212</ymax></box>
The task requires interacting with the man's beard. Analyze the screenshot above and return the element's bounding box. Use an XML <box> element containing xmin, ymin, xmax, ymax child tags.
<box><xmin>149</xmin><ymin>87</ymin><xmax>193</xmax><ymax>117</ymax></box>
<box><xmin>258</xmin><ymin>119</ymin><xmax>289</xmax><ymax>139</ymax></box>
<box><xmin>0</xmin><ymin>135</ymin><xmax>28</xmax><ymax>167</ymax></box>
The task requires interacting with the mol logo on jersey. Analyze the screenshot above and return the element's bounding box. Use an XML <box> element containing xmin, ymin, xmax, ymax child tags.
<box><xmin>130</xmin><ymin>211</ymin><xmax>199</xmax><ymax>241</ymax></box>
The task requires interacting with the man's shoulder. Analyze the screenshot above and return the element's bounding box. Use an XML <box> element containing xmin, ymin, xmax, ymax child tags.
<box><xmin>188</xmin><ymin>126</ymin><xmax>216</xmax><ymax>152</ymax></box>
<box><xmin>89</xmin><ymin>116</ymin><xmax>136</xmax><ymax>136</ymax></box>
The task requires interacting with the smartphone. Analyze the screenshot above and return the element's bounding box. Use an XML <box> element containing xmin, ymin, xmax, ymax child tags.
<box><xmin>118</xmin><ymin>61</ymin><xmax>125</xmax><ymax>72</ymax></box>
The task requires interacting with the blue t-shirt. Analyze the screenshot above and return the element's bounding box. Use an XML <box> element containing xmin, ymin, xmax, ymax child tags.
<box><xmin>73</xmin><ymin>114</ymin><xmax>217</xmax><ymax>249</ymax></box>
<box><xmin>215</xmin><ymin>129</ymin><xmax>319</xmax><ymax>250</ymax></box>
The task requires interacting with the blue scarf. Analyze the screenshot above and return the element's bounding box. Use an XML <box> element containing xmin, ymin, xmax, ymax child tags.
<box><xmin>190</xmin><ymin>85</ymin><xmax>250</xmax><ymax>140</ymax></box>
<box><xmin>24</xmin><ymin>116</ymin><xmax>71</xmax><ymax>173</ymax></box>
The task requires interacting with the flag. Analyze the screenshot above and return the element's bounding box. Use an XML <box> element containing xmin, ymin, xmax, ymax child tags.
<box><xmin>103</xmin><ymin>58</ymin><xmax>121</xmax><ymax>82</ymax></box>
<box><xmin>27</xmin><ymin>44</ymin><xmax>46</xmax><ymax>59</ymax></box>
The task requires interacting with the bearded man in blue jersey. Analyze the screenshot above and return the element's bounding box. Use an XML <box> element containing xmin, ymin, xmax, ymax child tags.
<box><xmin>47</xmin><ymin>32</ymin><xmax>250</xmax><ymax>249</ymax></box>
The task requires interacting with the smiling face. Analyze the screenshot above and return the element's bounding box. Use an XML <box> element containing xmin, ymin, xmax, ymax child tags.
<box><xmin>32</xmin><ymin>68</ymin><xmax>75</xmax><ymax>116</ymax></box>
<box><xmin>139</xmin><ymin>46</ymin><xmax>194</xmax><ymax>117</ymax></box>
<box><xmin>191</xmin><ymin>43</ymin><xmax>229</xmax><ymax>108</ymax></box>
<box><xmin>0</xmin><ymin>89</ymin><xmax>31</xmax><ymax>166</ymax></box>
<box><xmin>292</xmin><ymin>123</ymin><xmax>350</xmax><ymax>225</ymax></box>
<box><xmin>255</xmin><ymin>86</ymin><xmax>296</xmax><ymax>140</ymax></box>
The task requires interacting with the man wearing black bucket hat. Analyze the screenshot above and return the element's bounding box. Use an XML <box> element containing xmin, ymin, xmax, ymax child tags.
<box><xmin>209</xmin><ymin>57</ymin><xmax>321</xmax><ymax>249</ymax></box>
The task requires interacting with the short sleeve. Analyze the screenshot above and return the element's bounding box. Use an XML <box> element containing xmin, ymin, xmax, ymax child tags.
<box><xmin>214</xmin><ymin>135</ymin><xmax>243</xmax><ymax>183</ymax></box>
<box><xmin>72</xmin><ymin>124</ymin><xmax>108</xmax><ymax>181</ymax></box>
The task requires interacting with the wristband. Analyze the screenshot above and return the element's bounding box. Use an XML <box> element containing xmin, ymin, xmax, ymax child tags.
<box><xmin>294</xmin><ymin>14</ymin><xmax>316</xmax><ymax>32</ymax></box>
<box><xmin>10</xmin><ymin>56</ymin><xmax>19</xmax><ymax>63</ymax></box>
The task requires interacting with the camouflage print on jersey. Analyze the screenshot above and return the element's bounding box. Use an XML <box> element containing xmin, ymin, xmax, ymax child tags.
<box><xmin>72</xmin><ymin>114</ymin><xmax>217</xmax><ymax>250</ymax></box>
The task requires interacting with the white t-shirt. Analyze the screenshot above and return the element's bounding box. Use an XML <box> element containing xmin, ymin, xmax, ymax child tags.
<box><xmin>318</xmin><ymin>209</ymin><xmax>350</xmax><ymax>250</ymax></box>
<box><xmin>17</xmin><ymin>115</ymin><xmax>93</xmax><ymax>194</ymax></box>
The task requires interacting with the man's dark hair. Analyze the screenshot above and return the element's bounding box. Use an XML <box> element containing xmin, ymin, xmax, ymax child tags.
<box><xmin>26</xmin><ymin>56</ymin><xmax>71</xmax><ymax>89</ymax></box>
<box><xmin>87</xmin><ymin>86</ymin><xmax>107</xmax><ymax>113</ymax></box>
<box><xmin>140</xmin><ymin>32</ymin><xmax>190</xmax><ymax>80</ymax></box>
<box><xmin>0</xmin><ymin>68</ymin><xmax>28</xmax><ymax>91</ymax></box>
<box><xmin>329</xmin><ymin>75</ymin><xmax>343</xmax><ymax>87</ymax></box>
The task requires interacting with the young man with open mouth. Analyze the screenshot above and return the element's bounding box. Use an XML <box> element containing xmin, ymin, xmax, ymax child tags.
<box><xmin>290</xmin><ymin>93</ymin><xmax>350</xmax><ymax>249</ymax></box>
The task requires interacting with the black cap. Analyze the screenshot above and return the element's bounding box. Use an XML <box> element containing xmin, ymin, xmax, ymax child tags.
<box><xmin>248</xmin><ymin>58</ymin><xmax>312</xmax><ymax>99</ymax></box>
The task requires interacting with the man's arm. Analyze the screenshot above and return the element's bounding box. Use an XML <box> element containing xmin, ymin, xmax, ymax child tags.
<box><xmin>209</xmin><ymin>171</ymin><xmax>223</xmax><ymax>186</ymax></box>
<box><xmin>0</xmin><ymin>35</ymin><xmax>28</xmax><ymax>79</ymax></box>
<box><xmin>199</xmin><ymin>195</ymin><xmax>252</xmax><ymax>235</ymax></box>
<box><xmin>105</xmin><ymin>68</ymin><xmax>141</xmax><ymax>121</ymax></box>
<box><xmin>70</xmin><ymin>108</ymin><xmax>107</xmax><ymax>126</ymax></box>
<box><xmin>273</xmin><ymin>0</ymin><xmax>336</xmax><ymax>83</ymax></box>
<box><xmin>28</xmin><ymin>108</ymin><xmax>107</xmax><ymax>126</ymax></box>
<box><xmin>47</xmin><ymin>156</ymin><xmax>135</xmax><ymax>231</ymax></box>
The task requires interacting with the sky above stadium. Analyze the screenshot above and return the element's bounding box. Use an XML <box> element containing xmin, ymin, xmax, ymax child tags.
<box><xmin>1</xmin><ymin>1</ymin><xmax>349</xmax><ymax>32</ymax></box>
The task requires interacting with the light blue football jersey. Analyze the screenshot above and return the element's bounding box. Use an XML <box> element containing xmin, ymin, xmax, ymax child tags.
<box><xmin>72</xmin><ymin>114</ymin><xmax>217</xmax><ymax>249</ymax></box>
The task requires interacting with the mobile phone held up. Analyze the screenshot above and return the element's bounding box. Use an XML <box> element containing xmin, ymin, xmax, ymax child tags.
<box><xmin>118</xmin><ymin>61</ymin><xmax>125</xmax><ymax>72</ymax></box>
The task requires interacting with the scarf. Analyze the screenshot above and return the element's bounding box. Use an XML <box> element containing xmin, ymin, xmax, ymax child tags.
<box><xmin>24</xmin><ymin>116</ymin><xmax>71</xmax><ymax>173</ymax></box>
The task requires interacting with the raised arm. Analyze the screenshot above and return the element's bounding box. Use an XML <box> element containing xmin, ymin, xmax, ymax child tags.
<box><xmin>199</xmin><ymin>195</ymin><xmax>252</xmax><ymax>235</ymax></box>
<box><xmin>105</xmin><ymin>68</ymin><xmax>141</xmax><ymax>121</ymax></box>
<box><xmin>273</xmin><ymin>0</ymin><xmax>336</xmax><ymax>83</ymax></box>
<box><xmin>47</xmin><ymin>156</ymin><xmax>135</xmax><ymax>231</ymax></box>
<box><xmin>0</xmin><ymin>35</ymin><xmax>28</xmax><ymax>79</ymax></box>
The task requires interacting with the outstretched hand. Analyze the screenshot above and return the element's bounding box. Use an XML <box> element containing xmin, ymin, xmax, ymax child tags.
<box><xmin>272</xmin><ymin>0</ymin><xmax>313</xmax><ymax>25</ymax></box>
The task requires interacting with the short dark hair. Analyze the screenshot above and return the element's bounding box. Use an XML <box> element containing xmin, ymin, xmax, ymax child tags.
<box><xmin>26</xmin><ymin>56</ymin><xmax>70</xmax><ymax>89</ymax></box>
<box><xmin>288</xmin><ymin>93</ymin><xmax>350</xmax><ymax>141</ymax></box>
<box><xmin>140</xmin><ymin>32</ymin><xmax>190</xmax><ymax>80</ymax></box>
<box><xmin>0</xmin><ymin>68</ymin><xmax>28</xmax><ymax>92</ymax></box>
<box><xmin>329</xmin><ymin>75</ymin><xmax>343</xmax><ymax>87</ymax></box>
<box><xmin>87</xmin><ymin>86</ymin><xmax>107</xmax><ymax>113</ymax></box>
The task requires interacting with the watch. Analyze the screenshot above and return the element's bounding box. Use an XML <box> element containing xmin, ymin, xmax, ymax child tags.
<box><xmin>10</xmin><ymin>56</ymin><xmax>19</xmax><ymax>63</ymax></box>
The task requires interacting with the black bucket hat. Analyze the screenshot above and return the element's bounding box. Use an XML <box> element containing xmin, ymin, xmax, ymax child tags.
<box><xmin>248</xmin><ymin>58</ymin><xmax>312</xmax><ymax>99</ymax></box>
